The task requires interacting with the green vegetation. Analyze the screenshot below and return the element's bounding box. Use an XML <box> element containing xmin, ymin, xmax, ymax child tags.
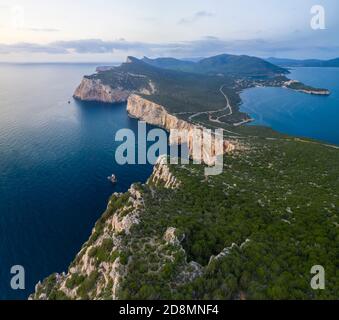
<box><xmin>117</xmin><ymin>134</ymin><xmax>338</xmax><ymax>300</ymax></box>
<box><xmin>77</xmin><ymin>271</ymin><xmax>100</xmax><ymax>299</ymax></box>
<box><xmin>66</xmin><ymin>273</ymin><xmax>85</xmax><ymax>289</ymax></box>
<box><xmin>91</xmin><ymin>56</ymin><xmax>328</xmax><ymax>127</ymax></box>
<box><xmin>90</xmin><ymin>56</ymin><xmax>275</xmax><ymax>125</ymax></box>
<box><xmin>31</xmin><ymin>54</ymin><xmax>337</xmax><ymax>301</ymax></box>
<box><xmin>142</xmin><ymin>54</ymin><xmax>289</xmax><ymax>76</ymax></box>
<box><xmin>88</xmin><ymin>238</ymin><xmax>114</xmax><ymax>264</ymax></box>
<box><xmin>285</xmin><ymin>81</ymin><xmax>329</xmax><ymax>94</ymax></box>
<box><xmin>33</xmin><ymin>124</ymin><xmax>338</xmax><ymax>300</ymax></box>
<box><xmin>34</xmin><ymin>273</ymin><xmax>71</xmax><ymax>300</ymax></box>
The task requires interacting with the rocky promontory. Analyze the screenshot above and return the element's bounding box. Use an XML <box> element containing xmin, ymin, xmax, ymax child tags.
<box><xmin>73</xmin><ymin>77</ymin><xmax>131</xmax><ymax>103</ymax></box>
<box><xmin>30</xmin><ymin>159</ymin><xmax>204</xmax><ymax>300</ymax></box>
<box><xmin>74</xmin><ymin>74</ymin><xmax>236</xmax><ymax>165</ymax></box>
<box><xmin>283</xmin><ymin>80</ymin><xmax>331</xmax><ymax>96</ymax></box>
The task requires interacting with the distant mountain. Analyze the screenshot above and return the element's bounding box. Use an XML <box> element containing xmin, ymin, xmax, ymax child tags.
<box><xmin>200</xmin><ymin>54</ymin><xmax>289</xmax><ymax>76</ymax></box>
<box><xmin>142</xmin><ymin>57</ymin><xmax>197</xmax><ymax>73</ymax></box>
<box><xmin>74</xmin><ymin>55</ymin><xmax>327</xmax><ymax>130</ymax></box>
<box><xmin>142</xmin><ymin>54</ymin><xmax>289</xmax><ymax>77</ymax></box>
<box><xmin>266</xmin><ymin>57</ymin><xmax>339</xmax><ymax>68</ymax></box>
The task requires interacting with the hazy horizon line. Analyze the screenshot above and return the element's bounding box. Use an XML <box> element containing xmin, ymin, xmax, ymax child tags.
<box><xmin>0</xmin><ymin>53</ymin><xmax>338</xmax><ymax>65</ymax></box>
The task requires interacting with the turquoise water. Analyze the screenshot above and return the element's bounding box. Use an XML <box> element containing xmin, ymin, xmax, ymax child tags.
<box><xmin>0</xmin><ymin>64</ymin><xmax>163</xmax><ymax>299</ymax></box>
<box><xmin>240</xmin><ymin>68</ymin><xmax>339</xmax><ymax>145</ymax></box>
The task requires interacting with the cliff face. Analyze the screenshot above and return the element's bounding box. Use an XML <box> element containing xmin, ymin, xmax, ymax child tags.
<box><xmin>31</xmin><ymin>182</ymin><xmax>148</xmax><ymax>300</ymax></box>
<box><xmin>74</xmin><ymin>77</ymin><xmax>236</xmax><ymax>166</ymax></box>
<box><xmin>73</xmin><ymin>78</ymin><xmax>131</xmax><ymax>103</ymax></box>
<box><xmin>294</xmin><ymin>89</ymin><xmax>331</xmax><ymax>96</ymax></box>
<box><xmin>127</xmin><ymin>94</ymin><xmax>236</xmax><ymax>166</ymax></box>
<box><xmin>30</xmin><ymin>160</ymin><xmax>204</xmax><ymax>300</ymax></box>
<box><xmin>147</xmin><ymin>155</ymin><xmax>181</xmax><ymax>188</ymax></box>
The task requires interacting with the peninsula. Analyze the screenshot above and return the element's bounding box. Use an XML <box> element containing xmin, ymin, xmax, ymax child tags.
<box><xmin>31</xmin><ymin>54</ymin><xmax>338</xmax><ymax>301</ymax></box>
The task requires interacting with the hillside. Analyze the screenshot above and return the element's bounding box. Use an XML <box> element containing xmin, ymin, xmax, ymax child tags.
<box><xmin>30</xmin><ymin>55</ymin><xmax>338</xmax><ymax>300</ymax></box>
<box><xmin>31</xmin><ymin>127</ymin><xmax>339</xmax><ymax>300</ymax></box>
<box><xmin>74</xmin><ymin>56</ymin><xmax>328</xmax><ymax>127</ymax></box>
<box><xmin>142</xmin><ymin>57</ymin><xmax>197</xmax><ymax>73</ymax></box>
<box><xmin>142</xmin><ymin>54</ymin><xmax>289</xmax><ymax>77</ymax></box>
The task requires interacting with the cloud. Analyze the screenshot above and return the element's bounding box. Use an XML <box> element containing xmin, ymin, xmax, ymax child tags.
<box><xmin>53</xmin><ymin>38</ymin><xmax>165</xmax><ymax>54</ymax></box>
<box><xmin>0</xmin><ymin>39</ymin><xmax>147</xmax><ymax>55</ymax></box>
<box><xmin>0</xmin><ymin>36</ymin><xmax>338</xmax><ymax>59</ymax></box>
<box><xmin>0</xmin><ymin>42</ymin><xmax>67</xmax><ymax>54</ymax></box>
<box><xmin>178</xmin><ymin>11</ymin><xmax>214</xmax><ymax>25</ymax></box>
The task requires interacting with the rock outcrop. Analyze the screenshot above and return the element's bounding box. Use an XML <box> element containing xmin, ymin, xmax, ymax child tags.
<box><xmin>30</xmin><ymin>161</ymin><xmax>205</xmax><ymax>300</ymax></box>
<box><xmin>209</xmin><ymin>239</ymin><xmax>251</xmax><ymax>264</ymax></box>
<box><xmin>31</xmin><ymin>183</ymin><xmax>148</xmax><ymax>300</ymax></box>
<box><xmin>73</xmin><ymin>77</ymin><xmax>131</xmax><ymax>103</ymax></box>
<box><xmin>163</xmin><ymin>227</ymin><xmax>184</xmax><ymax>245</ymax></box>
<box><xmin>148</xmin><ymin>155</ymin><xmax>180</xmax><ymax>188</ymax></box>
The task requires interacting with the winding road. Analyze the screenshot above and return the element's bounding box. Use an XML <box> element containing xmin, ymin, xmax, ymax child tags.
<box><xmin>187</xmin><ymin>84</ymin><xmax>233</xmax><ymax>123</ymax></box>
<box><xmin>172</xmin><ymin>84</ymin><xmax>246</xmax><ymax>136</ymax></box>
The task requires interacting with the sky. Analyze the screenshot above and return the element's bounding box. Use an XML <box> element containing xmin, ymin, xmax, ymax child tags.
<box><xmin>0</xmin><ymin>0</ymin><xmax>338</xmax><ymax>62</ymax></box>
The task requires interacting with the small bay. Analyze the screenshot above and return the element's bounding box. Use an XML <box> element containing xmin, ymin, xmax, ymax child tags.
<box><xmin>240</xmin><ymin>67</ymin><xmax>339</xmax><ymax>145</ymax></box>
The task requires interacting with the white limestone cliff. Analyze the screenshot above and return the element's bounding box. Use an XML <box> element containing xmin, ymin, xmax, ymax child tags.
<box><xmin>73</xmin><ymin>77</ymin><xmax>131</xmax><ymax>103</ymax></box>
<box><xmin>127</xmin><ymin>94</ymin><xmax>236</xmax><ymax>166</ymax></box>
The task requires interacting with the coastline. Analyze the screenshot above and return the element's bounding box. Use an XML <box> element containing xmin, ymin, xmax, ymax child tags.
<box><xmin>238</xmin><ymin>67</ymin><xmax>339</xmax><ymax>146</ymax></box>
<box><xmin>30</xmin><ymin>66</ymin><xmax>339</xmax><ymax>300</ymax></box>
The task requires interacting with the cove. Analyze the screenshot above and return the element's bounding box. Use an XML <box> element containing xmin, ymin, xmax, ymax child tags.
<box><xmin>240</xmin><ymin>67</ymin><xmax>339</xmax><ymax>145</ymax></box>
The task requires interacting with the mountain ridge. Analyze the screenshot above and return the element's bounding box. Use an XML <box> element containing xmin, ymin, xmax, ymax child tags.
<box><xmin>142</xmin><ymin>53</ymin><xmax>289</xmax><ymax>77</ymax></box>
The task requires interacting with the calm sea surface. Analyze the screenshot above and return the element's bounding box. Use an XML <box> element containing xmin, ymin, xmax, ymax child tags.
<box><xmin>0</xmin><ymin>64</ymin><xmax>160</xmax><ymax>299</ymax></box>
<box><xmin>240</xmin><ymin>67</ymin><xmax>339</xmax><ymax>145</ymax></box>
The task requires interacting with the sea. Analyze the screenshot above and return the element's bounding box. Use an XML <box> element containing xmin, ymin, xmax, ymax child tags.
<box><xmin>240</xmin><ymin>67</ymin><xmax>339</xmax><ymax>145</ymax></box>
<box><xmin>0</xmin><ymin>63</ymin><xmax>162</xmax><ymax>299</ymax></box>
<box><xmin>0</xmin><ymin>64</ymin><xmax>338</xmax><ymax>299</ymax></box>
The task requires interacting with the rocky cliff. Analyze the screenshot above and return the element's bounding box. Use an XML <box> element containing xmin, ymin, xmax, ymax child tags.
<box><xmin>73</xmin><ymin>77</ymin><xmax>236</xmax><ymax>166</ymax></box>
<box><xmin>127</xmin><ymin>94</ymin><xmax>236</xmax><ymax>166</ymax></box>
<box><xmin>30</xmin><ymin>159</ymin><xmax>205</xmax><ymax>300</ymax></box>
<box><xmin>148</xmin><ymin>155</ymin><xmax>181</xmax><ymax>188</ymax></box>
<box><xmin>31</xmin><ymin>183</ymin><xmax>144</xmax><ymax>300</ymax></box>
<box><xmin>73</xmin><ymin>77</ymin><xmax>131</xmax><ymax>103</ymax></box>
